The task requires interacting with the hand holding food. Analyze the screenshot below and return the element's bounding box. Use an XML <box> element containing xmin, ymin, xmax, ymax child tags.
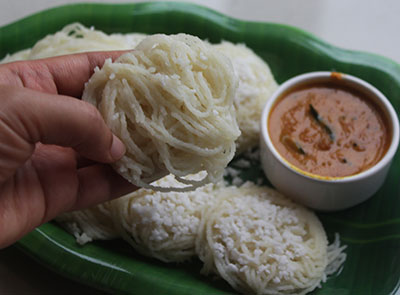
<box><xmin>0</xmin><ymin>51</ymin><xmax>136</xmax><ymax>248</ymax></box>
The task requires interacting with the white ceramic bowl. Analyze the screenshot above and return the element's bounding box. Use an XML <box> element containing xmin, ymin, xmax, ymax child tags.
<box><xmin>260</xmin><ymin>71</ymin><xmax>400</xmax><ymax>211</ymax></box>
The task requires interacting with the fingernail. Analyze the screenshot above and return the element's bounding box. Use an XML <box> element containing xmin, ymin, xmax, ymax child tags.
<box><xmin>110</xmin><ymin>135</ymin><xmax>125</xmax><ymax>160</ymax></box>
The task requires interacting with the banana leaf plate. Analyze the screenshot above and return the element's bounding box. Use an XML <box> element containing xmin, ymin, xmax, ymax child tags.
<box><xmin>1</xmin><ymin>2</ymin><xmax>400</xmax><ymax>295</ymax></box>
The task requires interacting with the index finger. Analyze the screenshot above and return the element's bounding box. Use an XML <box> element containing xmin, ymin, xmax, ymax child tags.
<box><xmin>0</xmin><ymin>51</ymin><xmax>128</xmax><ymax>97</ymax></box>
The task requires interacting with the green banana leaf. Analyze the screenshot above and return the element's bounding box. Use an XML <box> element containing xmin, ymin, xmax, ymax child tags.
<box><xmin>1</xmin><ymin>2</ymin><xmax>399</xmax><ymax>295</ymax></box>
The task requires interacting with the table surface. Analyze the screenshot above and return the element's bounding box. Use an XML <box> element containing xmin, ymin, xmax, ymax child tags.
<box><xmin>1</xmin><ymin>0</ymin><xmax>399</xmax><ymax>294</ymax></box>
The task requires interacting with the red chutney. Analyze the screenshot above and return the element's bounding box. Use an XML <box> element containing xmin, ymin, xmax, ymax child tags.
<box><xmin>268</xmin><ymin>82</ymin><xmax>391</xmax><ymax>177</ymax></box>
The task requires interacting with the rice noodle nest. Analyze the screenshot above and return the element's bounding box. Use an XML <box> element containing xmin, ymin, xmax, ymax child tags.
<box><xmin>196</xmin><ymin>183</ymin><xmax>329</xmax><ymax>295</ymax></box>
<box><xmin>110</xmin><ymin>173</ymin><xmax>222</xmax><ymax>262</ymax></box>
<box><xmin>82</xmin><ymin>33</ymin><xmax>240</xmax><ymax>191</ymax></box>
<box><xmin>213</xmin><ymin>41</ymin><xmax>278</xmax><ymax>154</ymax></box>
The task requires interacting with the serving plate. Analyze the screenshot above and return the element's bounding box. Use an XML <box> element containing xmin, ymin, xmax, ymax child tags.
<box><xmin>1</xmin><ymin>2</ymin><xmax>400</xmax><ymax>294</ymax></box>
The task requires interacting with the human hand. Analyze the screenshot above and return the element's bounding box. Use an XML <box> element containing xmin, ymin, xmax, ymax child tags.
<box><xmin>0</xmin><ymin>52</ymin><xmax>137</xmax><ymax>248</ymax></box>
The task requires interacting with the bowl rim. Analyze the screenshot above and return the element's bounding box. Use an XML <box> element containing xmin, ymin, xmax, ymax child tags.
<box><xmin>260</xmin><ymin>71</ymin><xmax>400</xmax><ymax>183</ymax></box>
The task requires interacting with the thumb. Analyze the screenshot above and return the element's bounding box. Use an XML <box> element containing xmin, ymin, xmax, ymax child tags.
<box><xmin>0</xmin><ymin>85</ymin><xmax>125</xmax><ymax>182</ymax></box>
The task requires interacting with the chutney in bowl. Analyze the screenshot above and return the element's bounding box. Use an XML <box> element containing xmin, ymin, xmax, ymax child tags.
<box><xmin>268</xmin><ymin>77</ymin><xmax>391</xmax><ymax>178</ymax></box>
<box><xmin>260</xmin><ymin>72</ymin><xmax>399</xmax><ymax>211</ymax></box>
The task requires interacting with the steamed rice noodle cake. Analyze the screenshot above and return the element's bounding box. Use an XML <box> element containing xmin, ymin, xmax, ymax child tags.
<box><xmin>55</xmin><ymin>203</ymin><xmax>117</xmax><ymax>245</ymax></box>
<box><xmin>82</xmin><ymin>34</ymin><xmax>240</xmax><ymax>191</ymax></box>
<box><xmin>1</xmin><ymin>23</ymin><xmax>147</xmax><ymax>63</ymax></box>
<box><xmin>109</xmin><ymin>173</ymin><xmax>222</xmax><ymax>262</ymax></box>
<box><xmin>213</xmin><ymin>41</ymin><xmax>278</xmax><ymax>153</ymax></box>
<box><xmin>196</xmin><ymin>182</ymin><xmax>346</xmax><ymax>295</ymax></box>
